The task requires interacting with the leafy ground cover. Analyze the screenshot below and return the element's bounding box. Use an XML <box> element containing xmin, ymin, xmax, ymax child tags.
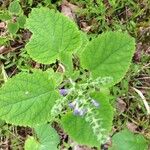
<box><xmin>0</xmin><ymin>0</ymin><xmax>150</xmax><ymax>149</ymax></box>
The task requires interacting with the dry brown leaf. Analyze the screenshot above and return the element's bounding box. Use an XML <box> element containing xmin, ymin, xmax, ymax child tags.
<box><xmin>61</xmin><ymin>5</ymin><xmax>75</xmax><ymax>20</ymax></box>
<box><xmin>60</xmin><ymin>0</ymin><xmax>77</xmax><ymax>21</ymax></box>
<box><xmin>21</xmin><ymin>30</ymin><xmax>32</xmax><ymax>43</ymax></box>
<box><xmin>80</xmin><ymin>22</ymin><xmax>92</xmax><ymax>32</ymax></box>
<box><xmin>0</xmin><ymin>22</ymin><xmax>6</xmax><ymax>29</ymax></box>
<box><xmin>0</xmin><ymin>46</ymin><xmax>10</xmax><ymax>54</ymax></box>
<box><xmin>73</xmin><ymin>145</ymin><xmax>95</xmax><ymax>150</ymax></box>
<box><xmin>62</xmin><ymin>0</ymin><xmax>79</xmax><ymax>12</ymax></box>
<box><xmin>56</xmin><ymin>63</ymin><xmax>65</xmax><ymax>73</ymax></box>
<box><xmin>116</xmin><ymin>98</ymin><xmax>126</xmax><ymax>113</ymax></box>
<box><xmin>126</xmin><ymin>122</ymin><xmax>138</xmax><ymax>132</ymax></box>
<box><xmin>133</xmin><ymin>42</ymin><xmax>143</xmax><ymax>62</ymax></box>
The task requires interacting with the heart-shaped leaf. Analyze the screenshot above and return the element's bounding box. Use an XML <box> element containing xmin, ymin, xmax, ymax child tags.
<box><xmin>0</xmin><ymin>70</ymin><xmax>60</xmax><ymax>126</ymax></box>
<box><xmin>80</xmin><ymin>31</ymin><xmax>135</xmax><ymax>85</ymax></box>
<box><xmin>25</xmin><ymin>124</ymin><xmax>60</xmax><ymax>150</ymax></box>
<box><xmin>25</xmin><ymin>7</ymin><xmax>81</xmax><ymax>64</ymax></box>
<box><xmin>109</xmin><ymin>129</ymin><xmax>148</xmax><ymax>150</ymax></box>
<box><xmin>35</xmin><ymin>124</ymin><xmax>60</xmax><ymax>150</ymax></box>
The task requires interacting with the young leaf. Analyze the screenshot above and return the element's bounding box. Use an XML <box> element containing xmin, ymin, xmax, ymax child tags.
<box><xmin>80</xmin><ymin>31</ymin><xmax>135</xmax><ymax>85</ymax></box>
<box><xmin>7</xmin><ymin>22</ymin><xmax>19</xmax><ymax>34</ymax></box>
<box><xmin>8</xmin><ymin>0</ymin><xmax>22</xmax><ymax>15</ymax></box>
<box><xmin>35</xmin><ymin>124</ymin><xmax>60</xmax><ymax>150</ymax></box>
<box><xmin>17</xmin><ymin>15</ymin><xmax>26</xmax><ymax>28</ymax></box>
<box><xmin>0</xmin><ymin>10</ymin><xmax>11</xmax><ymax>21</ymax></box>
<box><xmin>46</xmin><ymin>69</ymin><xmax>63</xmax><ymax>86</ymax></box>
<box><xmin>61</xmin><ymin>92</ymin><xmax>114</xmax><ymax>147</ymax></box>
<box><xmin>0</xmin><ymin>37</ymin><xmax>8</xmax><ymax>46</ymax></box>
<box><xmin>59</xmin><ymin>51</ymin><xmax>73</xmax><ymax>73</ymax></box>
<box><xmin>27</xmin><ymin>0</ymin><xmax>33</xmax><ymax>6</ymax></box>
<box><xmin>0</xmin><ymin>64</ymin><xmax>8</xmax><ymax>83</ymax></box>
<box><xmin>25</xmin><ymin>7</ymin><xmax>81</xmax><ymax>64</ymax></box>
<box><xmin>109</xmin><ymin>129</ymin><xmax>148</xmax><ymax>150</ymax></box>
<box><xmin>0</xmin><ymin>70</ymin><xmax>60</xmax><ymax>126</ymax></box>
<box><xmin>25</xmin><ymin>136</ymin><xmax>40</xmax><ymax>150</ymax></box>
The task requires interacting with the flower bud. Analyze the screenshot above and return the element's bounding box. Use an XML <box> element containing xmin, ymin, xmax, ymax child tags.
<box><xmin>91</xmin><ymin>99</ymin><xmax>100</xmax><ymax>107</ymax></box>
<box><xmin>59</xmin><ymin>89</ymin><xmax>68</xmax><ymax>96</ymax></box>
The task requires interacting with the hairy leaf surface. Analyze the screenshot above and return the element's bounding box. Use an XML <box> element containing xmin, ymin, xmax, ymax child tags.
<box><xmin>25</xmin><ymin>124</ymin><xmax>60</xmax><ymax>150</ymax></box>
<box><xmin>80</xmin><ymin>32</ymin><xmax>135</xmax><ymax>85</ymax></box>
<box><xmin>109</xmin><ymin>129</ymin><xmax>148</xmax><ymax>150</ymax></box>
<box><xmin>0</xmin><ymin>70</ymin><xmax>59</xmax><ymax>126</ymax></box>
<box><xmin>35</xmin><ymin>124</ymin><xmax>60</xmax><ymax>150</ymax></box>
<box><xmin>8</xmin><ymin>0</ymin><xmax>22</xmax><ymax>15</ymax></box>
<box><xmin>61</xmin><ymin>92</ymin><xmax>113</xmax><ymax>147</ymax></box>
<box><xmin>25</xmin><ymin>7</ymin><xmax>81</xmax><ymax>64</ymax></box>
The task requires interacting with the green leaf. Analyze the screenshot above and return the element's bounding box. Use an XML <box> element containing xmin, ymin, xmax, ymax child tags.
<box><xmin>76</xmin><ymin>32</ymin><xmax>89</xmax><ymax>55</ymax></box>
<box><xmin>44</xmin><ymin>0</ymin><xmax>52</xmax><ymax>5</ymax></box>
<box><xmin>0</xmin><ymin>119</ymin><xmax>5</xmax><ymax>127</ymax></box>
<box><xmin>0</xmin><ymin>10</ymin><xmax>11</xmax><ymax>21</ymax></box>
<box><xmin>0</xmin><ymin>70</ymin><xmax>60</xmax><ymax>126</ymax></box>
<box><xmin>25</xmin><ymin>124</ymin><xmax>60</xmax><ymax>150</ymax></box>
<box><xmin>59</xmin><ymin>52</ymin><xmax>73</xmax><ymax>74</ymax></box>
<box><xmin>80</xmin><ymin>31</ymin><xmax>135</xmax><ymax>85</ymax></box>
<box><xmin>61</xmin><ymin>92</ymin><xmax>114</xmax><ymax>147</ymax></box>
<box><xmin>109</xmin><ymin>129</ymin><xmax>148</xmax><ymax>150</ymax></box>
<box><xmin>35</xmin><ymin>124</ymin><xmax>60</xmax><ymax>150</ymax></box>
<box><xmin>8</xmin><ymin>0</ymin><xmax>22</xmax><ymax>15</ymax></box>
<box><xmin>45</xmin><ymin>69</ymin><xmax>63</xmax><ymax>86</ymax></box>
<box><xmin>25</xmin><ymin>7</ymin><xmax>81</xmax><ymax>64</ymax></box>
<box><xmin>17</xmin><ymin>15</ymin><xmax>26</xmax><ymax>28</ymax></box>
<box><xmin>25</xmin><ymin>136</ymin><xmax>40</xmax><ymax>150</ymax></box>
<box><xmin>27</xmin><ymin>0</ymin><xmax>33</xmax><ymax>6</ymax></box>
<box><xmin>0</xmin><ymin>37</ymin><xmax>8</xmax><ymax>46</ymax></box>
<box><xmin>0</xmin><ymin>64</ymin><xmax>8</xmax><ymax>83</ymax></box>
<box><xmin>7</xmin><ymin>22</ymin><xmax>19</xmax><ymax>34</ymax></box>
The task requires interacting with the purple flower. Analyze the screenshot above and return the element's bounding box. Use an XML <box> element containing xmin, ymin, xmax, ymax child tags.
<box><xmin>79</xmin><ymin>108</ymin><xmax>87</xmax><ymax>116</ymax></box>
<box><xmin>68</xmin><ymin>101</ymin><xmax>76</xmax><ymax>109</ymax></box>
<box><xmin>73</xmin><ymin>108</ymin><xmax>80</xmax><ymax>115</ymax></box>
<box><xmin>69</xmin><ymin>99</ymin><xmax>87</xmax><ymax>116</ymax></box>
<box><xmin>59</xmin><ymin>89</ymin><xmax>68</xmax><ymax>96</ymax></box>
<box><xmin>73</xmin><ymin>107</ymin><xmax>87</xmax><ymax>116</ymax></box>
<box><xmin>91</xmin><ymin>99</ymin><xmax>100</xmax><ymax>107</ymax></box>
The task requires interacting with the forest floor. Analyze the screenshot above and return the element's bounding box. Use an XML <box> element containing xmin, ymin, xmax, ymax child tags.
<box><xmin>0</xmin><ymin>0</ymin><xmax>150</xmax><ymax>149</ymax></box>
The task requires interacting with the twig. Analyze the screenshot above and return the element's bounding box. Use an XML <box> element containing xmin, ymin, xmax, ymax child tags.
<box><xmin>132</xmin><ymin>87</ymin><xmax>150</xmax><ymax>115</ymax></box>
<box><xmin>137</xmin><ymin>77</ymin><xmax>150</xmax><ymax>80</ymax></box>
<box><xmin>134</xmin><ymin>86</ymin><xmax>150</xmax><ymax>90</ymax></box>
